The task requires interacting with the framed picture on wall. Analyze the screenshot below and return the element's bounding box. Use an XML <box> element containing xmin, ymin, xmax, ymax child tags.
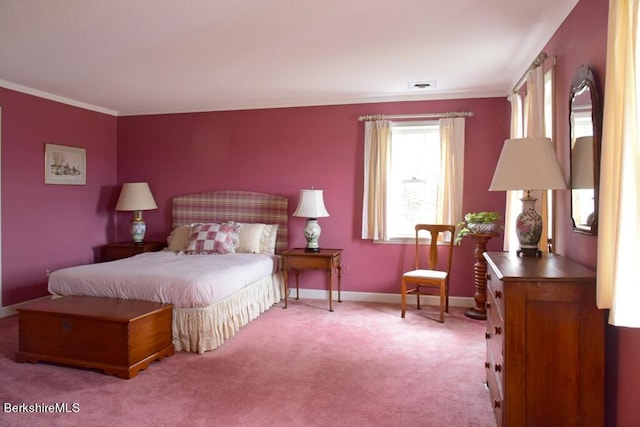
<box><xmin>44</xmin><ymin>143</ymin><xmax>86</xmax><ymax>185</ymax></box>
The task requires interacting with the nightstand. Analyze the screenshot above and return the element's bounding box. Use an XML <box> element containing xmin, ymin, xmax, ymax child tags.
<box><xmin>281</xmin><ymin>248</ymin><xmax>343</xmax><ymax>312</ymax></box>
<box><xmin>100</xmin><ymin>241</ymin><xmax>165</xmax><ymax>262</ymax></box>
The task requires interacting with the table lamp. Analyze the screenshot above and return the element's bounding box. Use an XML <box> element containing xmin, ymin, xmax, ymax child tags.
<box><xmin>115</xmin><ymin>182</ymin><xmax>158</xmax><ymax>243</ymax></box>
<box><xmin>571</xmin><ymin>136</ymin><xmax>594</xmax><ymax>189</ymax></box>
<box><xmin>489</xmin><ymin>137</ymin><xmax>567</xmax><ymax>257</ymax></box>
<box><xmin>292</xmin><ymin>188</ymin><xmax>330</xmax><ymax>252</ymax></box>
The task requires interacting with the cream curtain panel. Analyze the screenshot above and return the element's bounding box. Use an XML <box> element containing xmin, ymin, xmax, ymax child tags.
<box><xmin>361</xmin><ymin>120</ymin><xmax>391</xmax><ymax>240</ymax></box>
<box><xmin>361</xmin><ymin>118</ymin><xmax>465</xmax><ymax>241</ymax></box>
<box><xmin>503</xmin><ymin>93</ymin><xmax>524</xmax><ymax>251</ymax></box>
<box><xmin>524</xmin><ymin>66</ymin><xmax>552</xmax><ymax>252</ymax></box>
<box><xmin>524</xmin><ymin>66</ymin><xmax>546</xmax><ymax>138</ymax></box>
<box><xmin>436</xmin><ymin>117</ymin><xmax>465</xmax><ymax>225</ymax></box>
<box><xmin>503</xmin><ymin>66</ymin><xmax>552</xmax><ymax>252</ymax></box>
<box><xmin>596</xmin><ymin>0</ymin><xmax>640</xmax><ymax>326</ymax></box>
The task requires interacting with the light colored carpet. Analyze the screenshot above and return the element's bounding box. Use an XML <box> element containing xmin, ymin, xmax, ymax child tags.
<box><xmin>0</xmin><ymin>299</ymin><xmax>495</xmax><ymax>426</ymax></box>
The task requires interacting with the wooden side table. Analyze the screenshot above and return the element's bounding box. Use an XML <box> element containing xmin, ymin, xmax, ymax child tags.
<box><xmin>281</xmin><ymin>248</ymin><xmax>343</xmax><ymax>312</ymax></box>
<box><xmin>464</xmin><ymin>233</ymin><xmax>499</xmax><ymax>320</ymax></box>
<box><xmin>100</xmin><ymin>241</ymin><xmax>165</xmax><ymax>262</ymax></box>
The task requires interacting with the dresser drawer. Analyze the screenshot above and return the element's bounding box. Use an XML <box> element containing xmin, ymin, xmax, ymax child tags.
<box><xmin>486</xmin><ymin>268</ymin><xmax>504</xmax><ymax>318</ymax></box>
<box><xmin>484</xmin><ymin>337</ymin><xmax>504</xmax><ymax>394</ymax></box>
<box><xmin>485</xmin><ymin>345</ymin><xmax>504</xmax><ymax>427</ymax></box>
<box><xmin>485</xmin><ymin>294</ymin><xmax>505</xmax><ymax>357</ymax></box>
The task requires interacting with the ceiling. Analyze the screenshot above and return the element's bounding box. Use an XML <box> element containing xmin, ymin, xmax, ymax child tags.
<box><xmin>0</xmin><ymin>0</ymin><xmax>578</xmax><ymax>116</ymax></box>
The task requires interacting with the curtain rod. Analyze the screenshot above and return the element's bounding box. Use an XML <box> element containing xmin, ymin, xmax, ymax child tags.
<box><xmin>512</xmin><ymin>52</ymin><xmax>557</xmax><ymax>93</ymax></box>
<box><xmin>357</xmin><ymin>111</ymin><xmax>473</xmax><ymax>122</ymax></box>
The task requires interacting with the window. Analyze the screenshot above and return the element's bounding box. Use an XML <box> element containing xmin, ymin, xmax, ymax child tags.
<box><xmin>387</xmin><ymin>121</ymin><xmax>440</xmax><ymax>239</ymax></box>
<box><xmin>361</xmin><ymin>116</ymin><xmax>465</xmax><ymax>243</ymax></box>
<box><xmin>543</xmin><ymin>67</ymin><xmax>555</xmax><ymax>249</ymax></box>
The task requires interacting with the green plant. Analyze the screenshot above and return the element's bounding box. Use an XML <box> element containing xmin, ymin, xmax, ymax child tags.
<box><xmin>455</xmin><ymin>211</ymin><xmax>501</xmax><ymax>244</ymax></box>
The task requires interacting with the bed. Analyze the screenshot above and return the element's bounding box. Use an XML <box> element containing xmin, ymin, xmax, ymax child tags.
<box><xmin>48</xmin><ymin>190</ymin><xmax>289</xmax><ymax>354</ymax></box>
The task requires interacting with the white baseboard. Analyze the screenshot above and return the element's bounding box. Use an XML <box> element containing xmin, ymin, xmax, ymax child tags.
<box><xmin>286</xmin><ymin>288</ymin><xmax>474</xmax><ymax>307</ymax></box>
<box><xmin>0</xmin><ymin>295</ymin><xmax>53</xmax><ymax>318</ymax></box>
<box><xmin>0</xmin><ymin>291</ymin><xmax>474</xmax><ymax>319</ymax></box>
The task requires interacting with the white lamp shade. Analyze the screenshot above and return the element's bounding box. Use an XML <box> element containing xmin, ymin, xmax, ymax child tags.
<box><xmin>293</xmin><ymin>189</ymin><xmax>330</xmax><ymax>218</ymax></box>
<box><xmin>489</xmin><ymin>137</ymin><xmax>567</xmax><ymax>191</ymax></box>
<box><xmin>115</xmin><ymin>182</ymin><xmax>158</xmax><ymax>211</ymax></box>
<box><xmin>571</xmin><ymin>136</ymin><xmax>594</xmax><ymax>189</ymax></box>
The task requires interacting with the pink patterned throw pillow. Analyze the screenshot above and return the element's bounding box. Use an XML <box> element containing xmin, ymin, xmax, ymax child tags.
<box><xmin>186</xmin><ymin>222</ymin><xmax>241</xmax><ymax>254</ymax></box>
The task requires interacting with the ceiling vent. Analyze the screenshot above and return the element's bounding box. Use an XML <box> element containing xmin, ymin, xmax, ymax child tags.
<box><xmin>409</xmin><ymin>81</ymin><xmax>437</xmax><ymax>90</ymax></box>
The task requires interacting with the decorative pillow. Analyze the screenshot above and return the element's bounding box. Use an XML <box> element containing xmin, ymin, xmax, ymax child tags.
<box><xmin>186</xmin><ymin>222</ymin><xmax>241</xmax><ymax>254</ymax></box>
<box><xmin>259</xmin><ymin>224</ymin><xmax>279</xmax><ymax>254</ymax></box>
<box><xmin>166</xmin><ymin>225</ymin><xmax>192</xmax><ymax>252</ymax></box>
<box><xmin>237</xmin><ymin>223</ymin><xmax>267</xmax><ymax>253</ymax></box>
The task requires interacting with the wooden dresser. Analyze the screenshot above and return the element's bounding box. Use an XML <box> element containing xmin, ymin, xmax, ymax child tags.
<box><xmin>483</xmin><ymin>252</ymin><xmax>604</xmax><ymax>427</ymax></box>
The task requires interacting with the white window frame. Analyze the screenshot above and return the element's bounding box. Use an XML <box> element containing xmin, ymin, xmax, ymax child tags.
<box><xmin>543</xmin><ymin>67</ymin><xmax>555</xmax><ymax>249</ymax></box>
<box><xmin>383</xmin><ymin>120</ymin><xmax>448</xmax><ymax>244</ymax></box>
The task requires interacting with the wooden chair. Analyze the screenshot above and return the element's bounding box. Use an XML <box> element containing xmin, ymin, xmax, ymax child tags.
<box><xmin>401</xmin><ymin>224</ymin><xmax>456</xmax><ymax>323</ymax></box>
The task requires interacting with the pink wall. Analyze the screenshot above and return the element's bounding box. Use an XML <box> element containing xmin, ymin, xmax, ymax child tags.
<box><xmin>4</xmin><ymin>0</ymin><xmax>632</xmax><ymax>423</ymax></box>
<box><xmin>544</xmin><ymin>0</ymin><xmax>639</xmax><ymax>425</ymax></box>
<box><xmin>547</xmin><ymin>0</ymin><xmax>606</xmax><ymax>268</ymax></box>
<box><xmin>0</xmin><ymin>87</ymin><xmax>118</xmax><ymax>306</ymax></box>
<box><xmin>117</xmin><ymin>97</ymin><xmax>509</xmax><ymax>298</ymax></box>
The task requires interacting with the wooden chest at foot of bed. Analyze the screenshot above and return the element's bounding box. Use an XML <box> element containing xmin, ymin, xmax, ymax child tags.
<box><xmin>15</xmin><ymin>296</ymin><xmax>174</xmax><ymax>379</ymax></box>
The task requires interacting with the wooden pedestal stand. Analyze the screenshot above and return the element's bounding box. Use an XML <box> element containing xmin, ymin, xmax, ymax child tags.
<box><xmin>464</xmin><ymin>232</ymin><xmax>499</xmax><ymax>320</ymax></box>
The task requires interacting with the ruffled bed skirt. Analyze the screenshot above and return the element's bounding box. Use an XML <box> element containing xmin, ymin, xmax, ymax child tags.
<box><xmin>172</xmin><ymin>272</ymin><xmax>284</xmax><ymax>353</ymax></box>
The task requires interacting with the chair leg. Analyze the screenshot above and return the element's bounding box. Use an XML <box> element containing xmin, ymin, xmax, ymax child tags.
<box><xmin>445</xmin><ymin>282</ymin><xmax>449</xmax><ymax>313</ymax></box>
<box><xmin>439</xmin><ymin>284</ymin><xmax>445</xmax><ymax>323</ymax></box>
<box><xmin>416</xmin><ymin>291</ymin><xmax>421</xmax><ymax>310</ymax></box>
<box><xmin>401</xmin><ymin>279</ymin><xmax>407</xmax><ymax>318</ymax></box>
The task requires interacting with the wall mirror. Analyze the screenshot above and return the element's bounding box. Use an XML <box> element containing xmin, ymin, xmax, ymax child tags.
<box><xmin>569</xmin><ymin>65</ymin><xmax>601</xmax><ymax>235</ymax></box>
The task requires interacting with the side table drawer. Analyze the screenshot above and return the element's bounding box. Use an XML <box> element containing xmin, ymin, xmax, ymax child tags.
<box><xmin>100</xmin><ymin>242</ymin><xmax>165</xmax><ymax>262</ymax></box>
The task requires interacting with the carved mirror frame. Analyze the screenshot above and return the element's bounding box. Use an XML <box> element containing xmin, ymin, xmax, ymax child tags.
<box><xmin>569</xmin><ymin>65</ymin><xmax>601</xmax><ymax>235</ymax></box>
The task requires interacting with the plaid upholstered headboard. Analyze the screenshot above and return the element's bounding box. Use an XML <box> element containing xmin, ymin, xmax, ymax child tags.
<box><xmin>172</xmin><ymin>190</ymin><xmax>289</xmax><ymax>254</ymax></box>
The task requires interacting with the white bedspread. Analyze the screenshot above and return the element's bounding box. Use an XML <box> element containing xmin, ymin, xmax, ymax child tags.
<box><xmin>48</xmin><ymin>251</ymin><xmax>281</xmax><ymax>308</ymax></box>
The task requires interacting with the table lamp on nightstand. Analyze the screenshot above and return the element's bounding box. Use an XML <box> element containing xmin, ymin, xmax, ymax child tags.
<box><xmin>292</xmin><ymin>188</ymin><xmax>330</xmax><ymax>252</ymax></box>
<box><xmin>115</xmin><ymin>182</ymin><xmax>158</xmax><ymax>243</ymax></box>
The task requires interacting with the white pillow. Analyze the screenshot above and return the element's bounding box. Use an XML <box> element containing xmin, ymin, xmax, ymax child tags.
<box><xmin>237</xmin><ymin>223</ymin><xmax>266</xmax><ymax>253</ymax></box>
<box><xmin>166</xmin><ymin>225</ymin><xmax>192</xmax><ymax>252</ymax></box>
<box><xmin>260</xmin><ymin>224</ymin><xmax>279</xmax><ymax>254</ymax></box>
<box><xmin>236</xmin><ymin>223</ymin><xmax>279</xmax><ymax>254</ymax></box>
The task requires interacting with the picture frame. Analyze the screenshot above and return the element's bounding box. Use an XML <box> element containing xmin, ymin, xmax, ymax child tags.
<box><xmin>44</xmin><ymin>143</ymin><xmax>86</xmax><ymax>185</ymax></box>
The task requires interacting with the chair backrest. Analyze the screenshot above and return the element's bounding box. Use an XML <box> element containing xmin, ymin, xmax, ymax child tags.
<box><xmin>414</xmin><ymin>224</ymin><xmax>456</xmax><ymax>272</ymax></box>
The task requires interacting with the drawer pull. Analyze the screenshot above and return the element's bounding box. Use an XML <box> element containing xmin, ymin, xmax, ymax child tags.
<box><xmin>485</xmin><ymin>361</ymin><xmax>491</xmax><ymax>369</ymax></box>
<box><xmin>485</xmin><ymin>332</ymin><xmax>491</xmax><ymax>340</ymax></box>
<box><xmin>494</xmin><ymin>363</ymin><xmax>502</xmax><ymax>373</ymax></box>
<box><xmin>62</xmin><ymin>318</ymin><xmax>73</xmax><ymax>331</ymax></box>
<box><xmin>494</xmin><ymin>289</ymin><xmax>502</xmax><ymax>299</ymax></box>
<box><xmin>494</xmin><ymin>400</ymin><xmax>501</xmax><ymax>409</ymax></box>
<box><xmin>486</xmin><ymin>273</ymin><xmax>492</xmax><ymax>281</ymax></box>
<box><xmin>486</xmin><ymin>301</ymin><xmax>491</xmax><ymax>310</ymax></box>
<box><xmin>494</xmin><ymin>326</ymin><xmax>502</xmax><ymax>335</ymax></box>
